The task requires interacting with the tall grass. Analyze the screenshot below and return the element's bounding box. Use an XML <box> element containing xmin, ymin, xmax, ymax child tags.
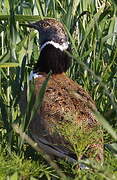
<box><xmin>0</xmin><ymin>0</ymin><xmax>117</xmax><ymax>179</ymax></box>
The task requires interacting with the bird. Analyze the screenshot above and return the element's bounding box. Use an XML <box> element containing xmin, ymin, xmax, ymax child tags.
<box><xmin>20</xmin><ymin>18</ymin><xmax>103</xmax><ymax>164</ymax></box>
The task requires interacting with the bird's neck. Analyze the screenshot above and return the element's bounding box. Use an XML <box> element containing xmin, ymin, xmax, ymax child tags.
<box><xmin>34</xmin><ymin>41</ymin><xmax>71</xmax><ymax>74</ymax></box>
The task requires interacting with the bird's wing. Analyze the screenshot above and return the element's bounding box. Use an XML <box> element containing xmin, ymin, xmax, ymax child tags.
<box><xmin>19</xmin><ymin>73</ymin><xmax>103</xmax><ymax>162</ymax></box>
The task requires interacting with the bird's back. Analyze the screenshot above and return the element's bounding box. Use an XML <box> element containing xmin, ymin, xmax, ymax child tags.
<box><xmin>29</xmin><ymin>73</ymin><xmax>103</xmax><ymax>161</ymax></box>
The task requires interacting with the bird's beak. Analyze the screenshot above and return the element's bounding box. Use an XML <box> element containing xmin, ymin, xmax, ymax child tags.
<box><xmin>20</xmin><ymin>23</ymin><xmax>39</xmax><ymax>30</ymax></box>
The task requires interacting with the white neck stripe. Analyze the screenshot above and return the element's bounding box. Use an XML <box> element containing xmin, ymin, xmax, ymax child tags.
<box><xmin>40</xmin><ymin>41</ymin><xmax>69</xmax><ymax>52</ymax></box>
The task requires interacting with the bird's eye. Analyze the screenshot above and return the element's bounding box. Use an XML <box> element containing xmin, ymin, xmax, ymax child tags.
<box><xmin>42</xmin><ymin>22</ymin><xmax>50</xmax><ymax>28</ymax></box>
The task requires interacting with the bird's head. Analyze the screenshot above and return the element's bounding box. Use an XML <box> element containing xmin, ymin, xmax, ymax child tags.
<box><xmin>25</xmin><ymin>18</ymin><xmax>69</xmax><ymax>50</ymax></box>
<box><xmin>21</xmin><ymin>18</ymin><xmax>71</xmax><ymax>74</ymax></box>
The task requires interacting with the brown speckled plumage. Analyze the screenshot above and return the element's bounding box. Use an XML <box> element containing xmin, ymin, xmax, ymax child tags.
<box><xmin>21</xmin><ymin>18</ymin><xmax>103</xmax><ymax>163</ymax></box>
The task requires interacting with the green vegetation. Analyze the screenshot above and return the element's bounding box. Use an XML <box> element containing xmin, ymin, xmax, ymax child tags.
<box><xmin>0</xmin><ymin>0</ymin><xmax>117</xmax><ymax>179</ymax></box>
